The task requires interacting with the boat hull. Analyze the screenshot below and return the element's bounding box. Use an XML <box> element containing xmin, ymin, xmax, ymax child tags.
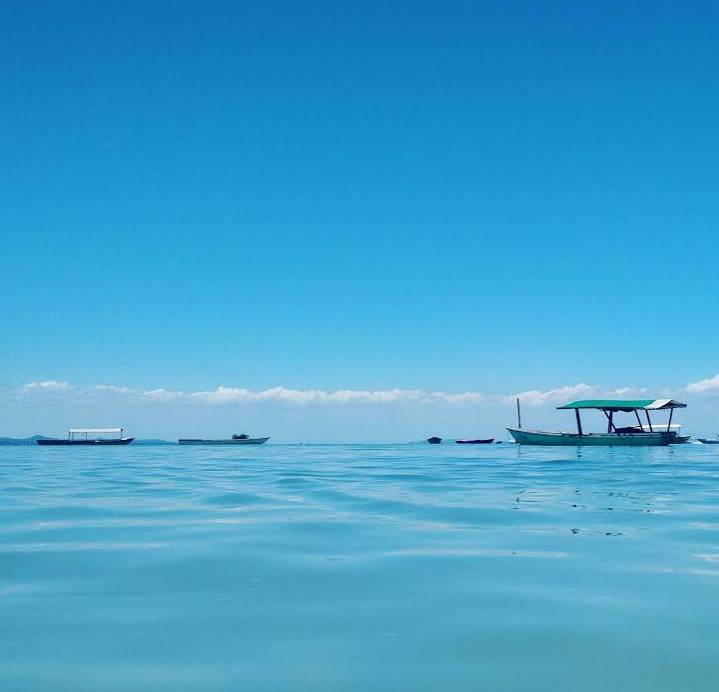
<box><xmin>37</xmin><ymin>438</ymin><xmax>135</xmax><ymax>446</ymax></box>
<box><xmin>456</xmin><ymin>439</ymin><xmax>495</xmax><ymax>444</ymax></box>
<box><xmin>178</xmin><ymin>437</ymin><xmax>270</xmax><ymax>445</ymax></box>
<box><xmin>506</xmin><ymin>428</ymin><xmax>672</xmax><ymax>446</ymax></box>
<box><xmin>698</xmin><ymin>439</ymin><xmax>719</xmax><ymax>445</ymax></box>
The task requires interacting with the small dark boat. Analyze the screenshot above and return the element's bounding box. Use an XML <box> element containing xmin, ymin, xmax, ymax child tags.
<box><xmin>37</xmin><ymin>428</ymin><xmax>134</xmax><ymax>446</ymax></box>
<box><xmin>455</xmin><ymin>438</ymin><xmax>495</xmax><ymax>445</ymax></box>
<box><xmin>698</xmin><ymin>438</ymin><xmax>719</xmax><ymax>445</ymax></box>
<box><xmin>427</xmin><ymin>436</ymin><xmax>442</xmax><ymax>444</ymax></box>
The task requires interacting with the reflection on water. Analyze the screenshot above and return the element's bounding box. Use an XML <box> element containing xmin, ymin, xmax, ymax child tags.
<box><xmin>1</xmin><ymin>443</ymin><xmax>718</xmax><ymax>691</ymax></box>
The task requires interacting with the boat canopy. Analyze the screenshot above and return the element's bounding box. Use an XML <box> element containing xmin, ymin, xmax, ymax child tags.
<box><xmin>69</xmin><ymin>428</ymin><xmax>123</xmax><ymax>434</ymax></box>
<box><xmin>557</xmin><ymin>399</ymin><xmax>686</xmax><ymax>411</ymax></box>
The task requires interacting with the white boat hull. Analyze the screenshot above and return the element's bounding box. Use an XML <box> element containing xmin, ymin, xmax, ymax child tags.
<box><xmin>507</xmin><ymin>428</ymin><xmax>672</xmax><ymax>446</ymax></box>
<box><xmin>178</xmin><ymin>437</ymin><xmax>270</xmax><ymax>445</ymax></box>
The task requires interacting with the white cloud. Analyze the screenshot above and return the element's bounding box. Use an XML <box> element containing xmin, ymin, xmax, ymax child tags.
<box><xmin>141</xmin><ymin>388</ymin><xmax>184</xmax><ymax>402</ymax></box>
<box><xmin>22</xmin><ymin>381</ymin><xmax>72</xmax><ymax>391</ymax></box>
<box><xmin>505</xmin><ymin>383</ymin><xmax>597</xmax><ymax>406</ymax></box>
<box><xmin>91</xmin><ymin>384</ymin><xmax>132</xmax><ymax>394</ymax></box>
<box><xmin>687</xmin><ymin>374</ymin><xmax>719</xmax><ymax>393</ymax></box>
<box><xmin>426</xmin><ymin>391</ymin><xmax>487</xmax><ymax>404</ymax></box>
<box><xmin>7</xmin><ymin>380</ymin><xmax>660</xmax><ymax>408</ymax></box>
<box><xmin>187</xmin><ymin>386</ymin><xmax>429</xmax><ymax>405</ymax></box>
<box><xmin>505</xmin><ymin>383</ymin><xmax>648</xmax><ymax>406</ymax></box>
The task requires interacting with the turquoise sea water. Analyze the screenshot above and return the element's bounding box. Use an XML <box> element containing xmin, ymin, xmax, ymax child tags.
<box><xmin>1</xmin><ymin>443</ymin><xmax>718</xmax><ymax>691</ymax></box>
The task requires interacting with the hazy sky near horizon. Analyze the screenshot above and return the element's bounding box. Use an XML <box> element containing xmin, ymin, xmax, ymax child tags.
<box><xmin>3</xmin><ymin>2</ymin><xmax>719</xmax><ymax>439</ymax></box>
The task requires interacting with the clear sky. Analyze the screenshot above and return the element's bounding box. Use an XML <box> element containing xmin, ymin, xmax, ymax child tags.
<box><xmin>2</xmin><ymin>2</ymin><xmax>719</xmax><ymax>439</ymax></box>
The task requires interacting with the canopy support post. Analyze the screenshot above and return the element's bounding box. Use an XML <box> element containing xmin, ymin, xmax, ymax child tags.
<box><xmin>635</xmin><ymin>410</ymin><xmax>644</xmax><ymax>431</ymax></box>
<box><xmin>645</xmin><ymin>411</ymin><xmax>653</xmax><ymax>432</ymax></box>
<box><xmin>667</xmin><ymin>408</ymin><xmax>673</xmax><ymax>433</ymax></box>
<box><xmin>602</xmin><ymin>410</ymin><xmax>617</xmax><ymax>434</ymax></box>
<box><xmin>575</xmin><ymin>409</ymin><xmax>583</xmax><ymax>436</ymax></box>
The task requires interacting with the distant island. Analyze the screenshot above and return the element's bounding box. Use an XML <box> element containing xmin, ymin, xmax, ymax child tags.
<box><xmin>0</xmin><ymin>435</ymin><xmax>53</xmax><ymax>446</ymax></box>
<box><xmin>0</xmin><ymin>436</ymin><xmax>175</xmax><ymax>446</ymax></box>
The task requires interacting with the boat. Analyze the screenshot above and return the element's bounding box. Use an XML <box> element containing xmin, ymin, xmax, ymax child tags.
<box><xmin>507</xmin><ymin>399</ymin><xmax>687</xmax><ymax>446</ymax></box>
<box><xmin>455</xmin><ymin>438</ymin><xmax>495</xmax><ymax>444</ymax></box>
<box><xmin>698</xmin><ymin>437</ymin><xmax>719</xmax><ymax>445</ymax></box>
<box><xmin>178</xmin><ymin>433</ymin><xmax>269</xmax><ymax>445</ymax></box>
<box><xmin>427</xmin><ymin>437</ymin><xmax>442</xmax><ymax>444</ymax></box>
<box><xmin>37</xmin><ymin>428</ymin><xmax>134</xmax><ymax>446</ymax></box>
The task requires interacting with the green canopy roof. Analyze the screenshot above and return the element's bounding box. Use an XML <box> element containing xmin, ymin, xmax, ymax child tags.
<box><xmin>557</xmin><ymin>399</ymin><xmax>686</xmax><ymax>411</ymax></box>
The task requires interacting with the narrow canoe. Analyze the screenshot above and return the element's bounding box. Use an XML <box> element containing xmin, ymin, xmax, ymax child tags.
<box><xmin>698</xmin><ymin>438</ymin><xmax>719</xmax><ymax>445</ymax></box>
<box><xmin>178</xmin><ymin>437</ymin><xmax>270</xmax><ymax>445</ymax></box>
<box><xmin>455</xmin><ymin>438</ymin><xmax>495</xmax><ymax>445</ymax></box>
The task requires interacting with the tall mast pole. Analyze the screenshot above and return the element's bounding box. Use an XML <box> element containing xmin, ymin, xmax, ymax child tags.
<box><xmin>516</xmin><ymin>398</ymin><xmax>522</xmax><ymax>429</ymax></box>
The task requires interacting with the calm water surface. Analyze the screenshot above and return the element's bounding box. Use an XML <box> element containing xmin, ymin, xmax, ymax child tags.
<box><xmin>1</xmin><ymin>443</ymin><xmax>718</xmax><ymax>691</ymax></box>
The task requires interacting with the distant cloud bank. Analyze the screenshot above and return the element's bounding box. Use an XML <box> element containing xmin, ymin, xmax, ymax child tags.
<box><xmin>7</xmin><ymin>379</ymin><xmax>682</xmax><ymax>407</ymax></box>
<box><xmin>686</xmin><ymin>374</ymin><xmax>719</xmax><ymax>393</ymax></box>
<box><xmin>22</xmin><ymin>380</ymin><xmax>73</xmax><ymax>391</ymax></box>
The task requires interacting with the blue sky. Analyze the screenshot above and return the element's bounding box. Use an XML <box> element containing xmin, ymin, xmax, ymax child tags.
<box><xmin>2</xmin><ymin>2</ymin><xmax>719</xmax><ymax>439</ymax></box>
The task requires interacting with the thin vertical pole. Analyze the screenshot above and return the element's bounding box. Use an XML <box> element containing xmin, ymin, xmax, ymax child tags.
<box><xmin>635</xmin><ymin>410</ymin><xmax>644</xmax><ymax>431</ymax></box>
<box><xmin>667</xmin><ymin>408</ymin><xmax>673</xmax><ymax>433</ymax></box>
<box><xmin>608</xmin><ymin>411</ymin><xmax>614</xmax><ymax>434</ymax></box>
<box><xmin>516</xmin><ymin>398</ymin><xmax>522</xmax><ymax>429</ymax></box>
<box><xmin>575</xmin><ymin>409</ymin><xmax>583</xmax><ymax>436</ymax></box>
<box><xmin>645</xmin><ymin>410</ymin><xmax>653</xmax><ymax>432</ymax></box>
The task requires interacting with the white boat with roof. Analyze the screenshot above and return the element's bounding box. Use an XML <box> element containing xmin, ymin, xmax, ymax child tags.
<box><xmin>508</xmin><ymin>399</ymin><xmax>688</xmax><ymax>446</ymax></box>
<box><xmin>37</xmin><ymin>428</ymin><xmax>134</xmax><ymax>446</ymax></box>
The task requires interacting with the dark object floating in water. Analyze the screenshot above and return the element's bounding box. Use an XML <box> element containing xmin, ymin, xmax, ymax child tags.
<box><xmin>698</xmin><ymin>438</ymin><xmax>719</xmax><ymax>444</ymax></box>
<box><xmin>37</xmin><ymin>428</ymin><xmax>134</xmax><ymax>446</ymax></box>
<box><xmin>427</xmin><ymin>437</ymin><xmax>442</xmax><ymax>444</ymax></box>
<box><xmin>456</xmin><ymin>438</ymin><xmax>495</xmax><ymax>445</ymax></box>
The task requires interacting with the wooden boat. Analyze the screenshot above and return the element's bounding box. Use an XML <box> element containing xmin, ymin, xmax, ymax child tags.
<box><xmin>455</xmin><ymin>438</ymin><xmax>495</xmax><ymax>444</ymax></box>
<box><xmin>37</xmin><ymin>428</ymin><xmax>134</xmax><ymax>446</ymax></box>
<box><xmin>508</xmin><ymin>399</ymin><xmax>687</xmax><ymax>446</ymax></box>
<box><xmin>427</xmin><ymin>437</ymin><xmax>442</xmax><ymax>444</ymax></box>
<box><xmin>178</xmin><ymin>434</ymin><xmax>269</xmax><ymax>445</ymax></box>
<box><xmin>698</xmin><ymin>438</ymin><xmax>719</xmax><ymax>445</ymax></box>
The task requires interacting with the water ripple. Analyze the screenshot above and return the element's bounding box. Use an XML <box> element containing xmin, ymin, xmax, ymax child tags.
<box><xmin>1</xmin><ymin>443</ymin><xmax>718</xmax><ymax>691</ymax></box>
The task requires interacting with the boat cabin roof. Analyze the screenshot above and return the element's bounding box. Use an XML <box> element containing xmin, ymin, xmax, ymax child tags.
<box><xmin>557</xmin><ymin>399</ymin><xmax>686</xmax><ymax>412</ymax></box>
<box><xmin>69</xmin><ymin>428</ymin><xmax>123</xmax><ymax>434</ymax></box>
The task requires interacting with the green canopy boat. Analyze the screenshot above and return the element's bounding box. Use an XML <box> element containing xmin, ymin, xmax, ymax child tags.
<box><xmin>507</xmin><ymin>399</ymin><xmax>688</xmax><ymax>446</ymax></box>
